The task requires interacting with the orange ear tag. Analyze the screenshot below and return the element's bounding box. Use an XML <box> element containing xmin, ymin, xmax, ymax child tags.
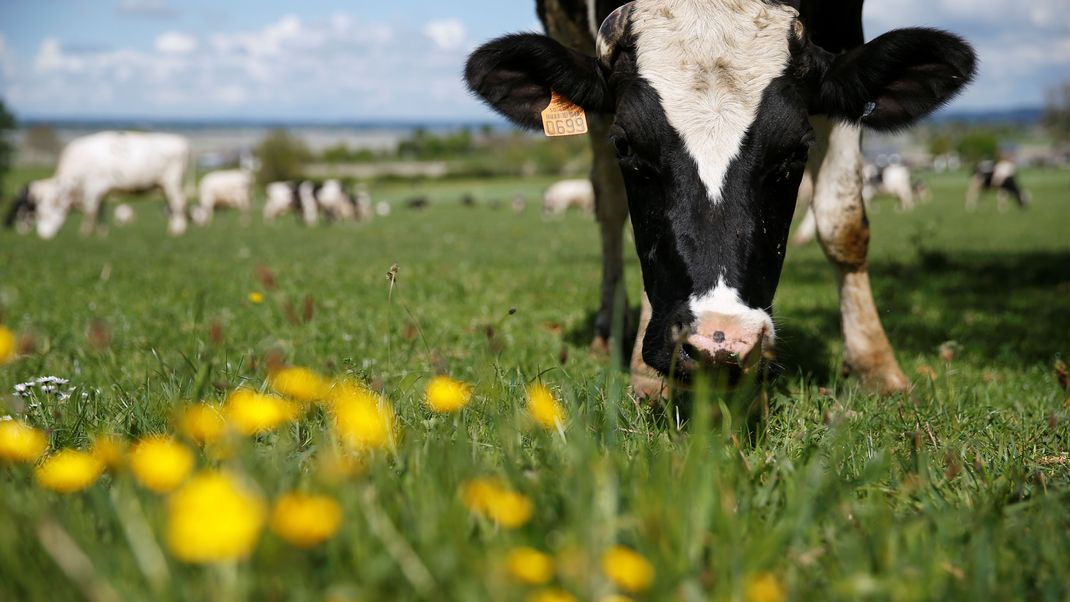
<box><xmin>541</xmin><ymin>91</ymin><xmax>589</xmax><ymax>137</ymax></box>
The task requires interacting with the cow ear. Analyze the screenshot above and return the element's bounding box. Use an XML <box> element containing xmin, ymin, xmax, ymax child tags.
<box><xmin>465</xmin><ymin>33</ymin><xmax>611</xmax><ymax>130</ymax></box>
<box><xmin>813</xmin><ymin>28</ymin><xmax>977</xmax><ymax>131</ymax></box>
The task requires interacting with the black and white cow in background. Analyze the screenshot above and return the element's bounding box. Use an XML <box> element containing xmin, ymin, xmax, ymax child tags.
<box><xmin>966</xmin><ymin>159</ymin><xmax>1028</xmax><ymax>212</ymax></box>
<box><xmin>468</xmin><ymin>0</ymin><xmax>975</xmax><ymax>394</ymax></box>
<box><xmin>263</xmin><ymin>179</ymin><xmax>367</xmax><ymax>225</ymax></box>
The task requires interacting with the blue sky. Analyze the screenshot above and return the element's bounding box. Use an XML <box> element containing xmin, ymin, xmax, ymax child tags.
<box><xmin>0</xmin><ymin>0</ymin><xmax>1066</xmax><ymax>122</ymax></box>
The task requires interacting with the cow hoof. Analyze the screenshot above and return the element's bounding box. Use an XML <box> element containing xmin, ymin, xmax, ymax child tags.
<box><xmin>630</xmin><ymin>372</ymin><xmax>669</xmax><ymax>400</ymax></box>
<box><xmin>854</xmin><ymin>364</ymin><xmax>911</xmax><ymax>395</ymax></box>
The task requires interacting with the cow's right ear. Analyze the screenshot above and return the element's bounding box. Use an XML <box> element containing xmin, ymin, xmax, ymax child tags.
<box><xmin>465</xmin><ymin>33</ymin><xmax>611</xmax><ymax>130</ymax></box>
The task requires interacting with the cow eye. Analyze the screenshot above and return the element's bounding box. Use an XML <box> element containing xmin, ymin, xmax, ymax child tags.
<box><xmin>611</xmin><ymin>133</ymin><xmax>634</xmax><ymax>159</ymax></box>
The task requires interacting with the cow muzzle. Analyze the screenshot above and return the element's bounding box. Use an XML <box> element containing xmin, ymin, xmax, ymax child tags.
<box><xmin>675</xmin><ymin>312</ymin><xmax>772</xmax><ymax>381</ymax></box>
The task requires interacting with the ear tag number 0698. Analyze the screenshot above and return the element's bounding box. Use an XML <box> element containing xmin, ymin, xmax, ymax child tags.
<box><xmin>542</xmin><ymin>91</ymin><xmax>588</xmax><ymax>138</ymax></box>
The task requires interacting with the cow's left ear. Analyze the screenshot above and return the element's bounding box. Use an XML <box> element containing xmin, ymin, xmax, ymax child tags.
<box><xmin>813</xmin><ymin>28</ymin><xmax>977</xmax><ymax>131</ymax></box>
<box><xmin>465</xmin><ymin>33</ymin><xmax>612</xmax><ymax>130</ymax></box>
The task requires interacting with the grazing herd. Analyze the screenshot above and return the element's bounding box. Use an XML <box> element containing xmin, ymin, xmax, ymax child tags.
<box><xmin>4</xmin><ymin>130</ymin><xmax>582</xmax><ymax>239</ymax></box>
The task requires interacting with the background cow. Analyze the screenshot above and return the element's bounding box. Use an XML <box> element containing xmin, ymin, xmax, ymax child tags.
<box><xmin>32</xmin><ymin>131</ymin><xmax>190</xmax><ymax>239</ymax></box>
<box><xmin>543</xmin><ymin>179</ymin><xmax>595</xmax><ymax>216</ymax></box>
<box><xmin>467</xmin><ymin>0</ymin><xmax>976</xmax><ymax>393</ymax></box>
<box><xmin>967</xmin><ymin>159</ymin><xmax>1029</xmax><ymax>211</ymax></box>
<box><xmin>4</xmin><ymin>178</ymin><xmax>57</xmax><ymax>234</ymax></box>
<box><xmin>193</xmin><ymin>169</ymin><xmax>254</xmax><ymax>226</ymax></box>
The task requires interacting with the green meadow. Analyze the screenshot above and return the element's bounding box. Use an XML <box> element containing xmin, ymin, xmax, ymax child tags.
<box><xmin>1</xmin><ymin>166</ymin><xmax>1068</xmax><ymax>601</ymax></box>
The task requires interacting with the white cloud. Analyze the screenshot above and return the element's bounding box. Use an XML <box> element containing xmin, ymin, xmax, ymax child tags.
<box><xmin>34</xmin><ymin>38</ymin><xmax>73</xmax><ymax>73</ymax></box>
<box><xmin>423</xmin><ymin>19</ymin><xmax>467</xmax><ymax>52</ymax></box>
<box><xmin>4</xmin><ymin>13</ymin><xmax>480</xmax><ymax>119</ymax></box>
<box><xmin>154</xmin><ymin>32</ymin><xmax>198</xmax><ymax>55</ymax></box>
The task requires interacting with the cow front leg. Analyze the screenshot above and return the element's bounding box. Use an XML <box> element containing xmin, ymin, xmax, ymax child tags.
<box><xmin>163</xmin><ymin>182</ymin><xmax>188</xmax><ymax>236</ymax></box>
<box><xmin>587</xmin><ymin>114</ymin><xmax>630</xmax><ymax>354</ymax></box>
<box><xmin>629</xmin><ymin>291</ymin><xmax>670</xmax><ymax>398</ymax></box>
<box><xmin>812</xmin><ymin>120</ymin><xmax>909</xmax><ymax>394</ymax></box>
<box><xmin>79</xmin><ymin>190</ymin><xmax>105</xmax><ymax>237</ymax></box>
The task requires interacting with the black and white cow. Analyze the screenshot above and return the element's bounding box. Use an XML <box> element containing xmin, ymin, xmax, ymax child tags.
<box><xmin>467</xmin><ymin>0</ymin><xmax>975</xmax><ymax>393</ymax></box>
<box><xmin>263</xmin><ymin>179</ymin><xmax>363</xmax><ymax>225</ymax></box>
<box><xmin>966</xmin><ymin>159</ymin><xmax>1028</xmax><ymax>211</ymax></box>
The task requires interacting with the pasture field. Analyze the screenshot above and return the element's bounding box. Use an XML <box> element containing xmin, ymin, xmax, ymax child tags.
<box><xmin>1</xmin><ymin>166</ymin><xmax>1069</xmax><ymax>601</ymax></box>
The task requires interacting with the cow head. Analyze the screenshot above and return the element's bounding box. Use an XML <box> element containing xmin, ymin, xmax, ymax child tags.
<box><xmin>31</xmin><ymin>180</ymin><xmax>69</xmax><ymax>240</ymax></box>
<box><xmin>465</xmin><ymin>0</ymin><xmax>975</xmax><ymax>380</ymax></box>
<box><xmin>4</xmin><ymin>185</ymin><xmax>36</xmax><ymax>231</ymax></box>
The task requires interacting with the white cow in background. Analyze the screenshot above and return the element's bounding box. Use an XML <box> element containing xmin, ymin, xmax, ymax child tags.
<box><xmin>193</xmin><ymin>169</ymin><xmax>254</xmax><ymax>225</ymax></box>
<box><xmin>863</xmin><ymin>163</ymin><xmax>915</xmax><ymax>211</ymax></box>
<box><xmin>34</xmin><ymin>131</ymin><xmax>190</xmax><ymax>239</ymax></box>
<box><xmin>543</xmin><ymin>179</ymin><xmax>594</xmax><ymax>216</ymax></box>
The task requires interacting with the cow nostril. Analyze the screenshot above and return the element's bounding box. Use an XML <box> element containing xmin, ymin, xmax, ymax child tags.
<box><xmin>712</xmin><ymin>331</ymin><xmax>726</xmax><ymax>344</ymax></box>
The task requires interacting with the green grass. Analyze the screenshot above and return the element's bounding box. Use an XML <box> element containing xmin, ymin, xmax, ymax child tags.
<box><xmin>1</xmin><ymin>167</ymin><xmax>1069</xmax><ymax>601</ymax></box>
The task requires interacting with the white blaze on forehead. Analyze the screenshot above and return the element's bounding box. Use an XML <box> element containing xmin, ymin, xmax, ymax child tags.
<box><xmin>689</xmin><ymin>277</ymin><xmax>776</xmax><ymax>346</ymax></box>
<box><xmin>631</xmin><ymin>0</ymin><xmax>797</xmax><ymax>204</ymax></box>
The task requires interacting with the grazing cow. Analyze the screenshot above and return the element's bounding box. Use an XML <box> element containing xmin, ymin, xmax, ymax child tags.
<box><xmin>32</xmin><ymin>131</ymin><xmax>190</xmax><ymax>239</ymax></box>
<box><xmin>864</xmin><ymin>163</ymin><xmax>915</xmax><ymax>211</ymax></box>
<box><xmin>264</xmin><ymin>182</ymin><xmax>305</xmax><ymax>223</ymax></box>
<box><xmin>467</xmin><ymin>0</ymin><xmax>975</xmax><ymax>393</ymax></box>
<box><xmin>5</xmin><ymin>179</ymin><xmax>58</xmax><ymax>234</ymax></box>
<box><xmin>263</xmin><ymin>180</ymin><xmax>359</xmax><ymax>225</ymax></box>
<box><xmin>194</xmin><ymin>170</ymin><xmax>254</xmax><ymax>225</ymax></box>
<box><xmin>543</xmin><ymin>179</ymin><xmax>596</xmax><ymax>216</ymax></box>
<box><xmin>966</xmin><ymin>159</ymin><xmax>1028</xmax><ymax>211</ymax></box>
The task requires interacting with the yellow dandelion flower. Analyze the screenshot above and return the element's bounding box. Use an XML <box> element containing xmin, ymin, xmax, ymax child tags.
<box><xmin>528</xmin><ymin>589</ymin><xmax>577</xmax><ymax>602</ymax></box>
<box><xmin>506</xmin><ymin>547</ymin><xmax>555</xmax><ymax>585</ymax></box>
<box><xmin>177</xmin><ymin>403</ymin><xmax>226</xmax><ymax>444</ymax></box>
<box><xmin>269</xmin><ymin>366</ymin><xmax>330</xmax><ymax>403</ymax></box>
<box><xmin>34</xmin><ymin>449</ymin><xmax>105</xmax><ymax>493</ymax></box>
<box><xmin>425</xmin><ymin>375</ymin><xmax>472</xmax><ymax>413</ymax></box>
<box><xmin>248</xmin><ymin>292</ymin><xmax>264</xmax><ymax>304</ymax></box>
<box><xmin>745</xmin><ymin>573</ymin><xmax>786</xmax><ymax>602</ymax></box>
<box><xmin>167</xmin><ymin>471</ymin><xmax>266</xmax><ymax>564</ymax></box>
<box><xmin>0</xmin><ymin>326</ymin><xmax>16</xmax><ymax>364</ymax></box>
<box><xmin>0</xmin><ymin>419</ymin><xmax>48</xmax><ymax>463</ymax></box>
<box><xmin>90</xmin><ymin>435</ymin><xmax>127</xmax><ymax>472</ymax></box>
<box><xmin>330</xmin><ymin>384</ymin><xmax>396</xmax><ymax>451</ymax></box>
<box><xmin>270</xmin><ymin>492</ymin><xmax>343</xmax><ymax>548</ymax></box>
<box><xmin>601</xmin><ymin>546</ymin><xmax>655</xmax><ymax>593</ymax></box>
<box><xmin>460</xmin><ymin>477</ymin><xmax>533</xmax><ymax>529</ymax></box>
<box><xmin>129</xmin><ymin>436</ymin><xmax>194</xmax><ymax>493</ymax></box>
<box><xmin>225</xmin><ymin>389</ymin><xmax>298</xmax><ymax>436</ymax></box>
<box><xmin>527</xmin><ymin>384</ymin><xmax>566</xmax><ymax>430</ymax></box>
<box><xmin>600</xmin><ymin>597</ymin><xmax>634</xmax><ymax>602</ymax></box>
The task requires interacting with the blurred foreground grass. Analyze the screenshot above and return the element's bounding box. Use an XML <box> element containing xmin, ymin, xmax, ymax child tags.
<box><xmin>0</xmin><ymin>168</ymin><xmax>1068</xmax><ymax>601</ymax></box>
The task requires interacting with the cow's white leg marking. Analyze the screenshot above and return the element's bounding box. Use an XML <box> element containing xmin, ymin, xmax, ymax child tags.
<box><xmin>162</xmin><ymin>164</ymin><xmax>188</xmax><ymax>236</ymax></box>
<box><xmin>79</xmin><ymin>186</ymin><xmax>106</xmax><ymax>237</ymax></box>
<box><xmin>811</xmin><ymin>118</ymin><xmax>909</xmax><ymax>393</ymax></box>
<box><xmin>629</xmin><ymin>290</ymin><xmax>669</xmax><ymax>398</ymax></box>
